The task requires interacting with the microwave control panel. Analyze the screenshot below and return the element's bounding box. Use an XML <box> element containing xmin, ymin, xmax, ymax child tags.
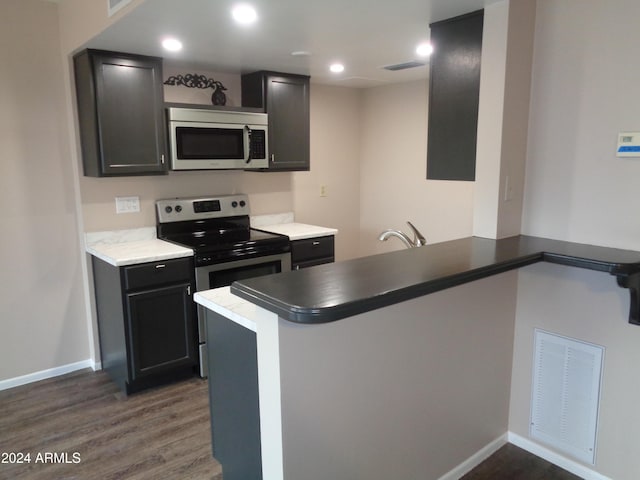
<box><xmin>250</xmin><ymin>130</ymin><xmax>266</xmax><ymax>159</ymax></box>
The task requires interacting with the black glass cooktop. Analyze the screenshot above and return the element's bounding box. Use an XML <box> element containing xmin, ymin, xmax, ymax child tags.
<box><xmin>157</xmin><ymin>216</ymin><xmax>290</xmax><ymax>265</ymax></box>
<box><xmin>166</xmin><ymin>228</ymin><xmax>287</xmax><ymax>250</ymax></box>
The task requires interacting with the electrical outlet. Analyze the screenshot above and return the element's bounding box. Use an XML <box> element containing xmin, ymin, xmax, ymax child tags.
<box><xmin>115</xmin><ymin>196</ymin><xmax>140</xmax><ymax>214</ymax></box>
<box><xmin>320</xmin><ymin>185</ymin><xmax>328</xmax><ymax>197</ymax></box>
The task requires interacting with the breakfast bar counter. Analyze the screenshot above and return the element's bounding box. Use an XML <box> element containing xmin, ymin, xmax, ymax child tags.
<box><xmin>232</xmin><ymin>235</ymin><xmax>640</xmax><ymax>324</ymax></box>
<box><xmin>195</xmin><ymin>235</ymin><xmax>640</xmax><ymax>480</ymax></box>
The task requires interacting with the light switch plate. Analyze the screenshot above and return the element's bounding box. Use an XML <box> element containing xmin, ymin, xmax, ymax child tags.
<box><xmin>115</xmin><ymin>196</ymin><xmax>140</xmax><ymax>214</ymax></box>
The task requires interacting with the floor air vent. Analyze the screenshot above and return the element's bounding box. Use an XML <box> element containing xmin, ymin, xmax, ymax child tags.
<box><xmin>382</xmin><ymin>61</ymin><xmax>426</xmax><ymax>71</ymax></box>
<box><xmin>530</xmin><ymin>330</ymin><xmax>604</xmax><ymax>464</ymax></box>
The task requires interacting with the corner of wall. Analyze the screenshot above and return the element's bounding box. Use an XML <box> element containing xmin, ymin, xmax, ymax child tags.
<box><xmin>473</xmin><ymin>0</ymin><xmax>535</xmax><ymax>239</ymax></box>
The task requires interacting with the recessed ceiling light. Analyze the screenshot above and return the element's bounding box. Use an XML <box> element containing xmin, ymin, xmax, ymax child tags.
<box><xmin>162</xmin><ymin>38</ymin><xmax>183</xmax><ymax>52</ymax></box>
<box><xmin>416</xmin><ymin>42</ymin><xmax>434</xmax><ymax>57</ymax></box>
<box><xmin>232</xmin><ymin>4</ymin><xmax>258</xmax><ymax>25</ymax></box>
<box><xmin>329</xmin><ymin>63</ymin><xmax>345</xmax><ymax>73</ymax></box>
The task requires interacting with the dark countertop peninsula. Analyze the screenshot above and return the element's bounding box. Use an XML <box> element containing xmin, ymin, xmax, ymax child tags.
<box><xmin>231</xmin><ymin>235</ymin><xmax>640</xmax><ymax>324</ymax></box>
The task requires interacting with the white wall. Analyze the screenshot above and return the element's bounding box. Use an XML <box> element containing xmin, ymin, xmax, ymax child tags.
<box><xmin>522</xmin><ymin>0</ymin><xmax>640</xmax><ymax>250</ymax></box>
<box><xmin>473</xmin><ymin>0</ymin><xmax>534</xmax><ymax>239</ymax></box>
<box><xmin>293</xmin><ymin>84</ymin><xmax>362</xmax><ymax>261</ymax></box>
<box><xmin>510</xmin><ymin>263</ymin><xmax>640</xmax><ymax>480</ymax></box>
<box><xmin>0</xmin><ymin>0</ymin><xmax>90</xmax><ymax>383</ymax></box>
<box><xmin>511</xmin><ymin>1</ymin><xmax>640</xmax><ymax>478</ymax></box>
<box><xmin>358</xmin><ymin>80</ymin><xmax>474</xmax><ymax>257</ymax></box>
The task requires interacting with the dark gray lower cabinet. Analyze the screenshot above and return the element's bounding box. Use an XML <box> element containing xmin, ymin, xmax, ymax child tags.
<box><xmin>92</xmin><ymin>256</ymin><xmax>197</xmax><ymax>394</ymax></box>
<box><xmin>291</xmin><ymin>235</ymin><xmax>335</xmax><ymax>269</ymax></box>
<box><xmin>207</xmin><ymin>310</ymin><xmax>262</xmax><ymax>480</ymax></box>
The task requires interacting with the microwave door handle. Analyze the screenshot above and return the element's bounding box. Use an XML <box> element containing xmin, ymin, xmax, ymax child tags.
<box><xmin>244</xmin><ymin>125</ymin><xmax>253</xmax><ymax>164</ymax></box>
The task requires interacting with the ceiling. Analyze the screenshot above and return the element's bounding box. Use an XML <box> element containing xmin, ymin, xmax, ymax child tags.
<box><xmin>86</xmin><ymin>0</ymin><xmax>499</xmax><ymax>88</ymax></box>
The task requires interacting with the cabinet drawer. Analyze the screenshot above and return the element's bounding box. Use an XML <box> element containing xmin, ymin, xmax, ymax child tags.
<box><xmin>124</xmin><ymin>258</ymin><xmax>193</xmax><ymax>291</ymax></box>
<box><xmin>291</xmin><ymin>236</ymin><xmax>335</xmax><ymax>263</ymax></box>
<box><xmin>294</xmin><ymin>258</ymin><xmax>334</xmax><ymax>270</ymax></box>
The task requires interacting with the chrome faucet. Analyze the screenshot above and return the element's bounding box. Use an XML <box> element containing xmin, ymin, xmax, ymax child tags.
<box><xmin>378</xmin><ymin>222</ymin><xmax>427</xmax><ymax>249</ymax></box>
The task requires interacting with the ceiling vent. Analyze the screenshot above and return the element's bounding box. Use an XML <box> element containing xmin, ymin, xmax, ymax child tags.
<box><xmin>108</xmin><ymin>0</ymin><xmax>133</xmax><ymax>17</ymax></box>
<box><xmin>382</xmin><ymin>61</ymin><xmax>426</xmax><ymax>71</ymax></box>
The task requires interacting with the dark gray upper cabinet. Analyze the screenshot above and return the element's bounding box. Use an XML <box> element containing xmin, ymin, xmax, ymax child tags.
<box><xmin>427</xmin><ymin>10</ymin><xmax>484</xmax><ymax>181</ymax></box>
<box><xmin>241</xmin><ymin>71</ymin><xmax>310</xmax><ymax>171</ymax></box>
<box><xmin>74</xmin><ymin>49</ymin><xmax>168</xmax><ymax>177</ymax></box>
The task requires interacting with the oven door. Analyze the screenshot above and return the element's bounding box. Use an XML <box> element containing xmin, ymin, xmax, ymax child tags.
<box><xmin>194</xmin><ymin>252</ymin><xmax>291</xmax><ymax>377</ymax></box>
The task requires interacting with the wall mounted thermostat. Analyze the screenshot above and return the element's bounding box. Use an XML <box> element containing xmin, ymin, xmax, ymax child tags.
<box><xmin>616</xmin><ymin>132</ymin><xmax>640</xmax><ymax>157</ymax></box>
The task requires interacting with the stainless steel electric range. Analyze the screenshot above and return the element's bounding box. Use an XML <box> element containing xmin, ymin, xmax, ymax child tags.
<box><xmin>156</xmin><ymin>194</ymin><xmax>291</xmax><ymax>377</ymax></box>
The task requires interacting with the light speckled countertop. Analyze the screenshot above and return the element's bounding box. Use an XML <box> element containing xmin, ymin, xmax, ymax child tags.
<box><xmin>252</xmin><ymin>213</ymin><xmax>338</xmax><ymax>240</ymax></box>
<box><xmin>194</xmin><ymin>286</ymin><xmax>259</xmax><ymax>332</ymax></box>
<box><xmin>85</xmin><ymin>214</ymin><xmax>337</xmax><ymax>267</ymax></box>
<box><xmin>255</xmin><ymin>222</ymin><xmax>337</xmax><ymax>241</ymax></box>
<box><xmin>85</xmin><ymin>227</ymin><xmax>193</xmax><ymax>267</ymax></box>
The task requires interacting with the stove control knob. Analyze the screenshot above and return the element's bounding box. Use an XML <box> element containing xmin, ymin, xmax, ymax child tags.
<box><xmin>239</xmin><ymin>200</ymin><xmax>246</xmax><ymax>207</ymax></box>
<box><xmin>231</xmin><ymin>201</ymin><xmax>238</xmax><ymax>208</ymax></box>
<box><xmin>165</xmin><ymin>206</ymin><xmax>173</xmax><ymax>213</ymax></box>
<box><xmin>175</xmin><ymin>205</ymin><xmax>182</xmax><ymax>213</ymax></box>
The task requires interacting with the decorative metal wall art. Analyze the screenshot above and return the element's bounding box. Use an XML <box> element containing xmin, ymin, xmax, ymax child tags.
<box><xmin>164</xmin><ymin>73</ymin><xmax>228</xmax><ymax>106</ymax></box>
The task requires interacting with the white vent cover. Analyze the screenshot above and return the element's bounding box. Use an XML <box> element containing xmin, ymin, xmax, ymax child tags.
<box><xmin>530</xmin><ymin>330</ymin><xmax>604</xmax><ymax>464</ymax></box>
<box><xmin>108</xmin><ymin>0</ymin><xmax>133</xmax><ymax>17</ymax></box>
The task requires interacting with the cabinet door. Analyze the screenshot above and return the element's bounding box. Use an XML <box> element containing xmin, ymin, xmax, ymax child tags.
<box><xmin>126</xmin><ymin>283</ymin><xmax>196</xmax><ymax>380</ymax></box>
<box><xmin>266</xmin><ymin>75</ymin><xmax>310</xmax><ymax>170</ymax></box>
<box><xmin>75</xmin><ymin>50</ymin><xmax>167</xmax><ymax>176</ymax></box>
<box><xmin>242</xmin><ymin>71</ymin><xmax>310</xmax><ymax>171</ymax></box>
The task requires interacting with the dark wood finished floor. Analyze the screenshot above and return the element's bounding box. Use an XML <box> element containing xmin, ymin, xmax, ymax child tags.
<box><xmin>462</xmin><ymin>443</ymin><xmax>583</xmax><ymax>480</ymax></box>
<box><xmin>0</xmin><ymin>370</ymin><xmax>583</xmax><ymax>480</ymax></box>
<box><xmin>0</xmin><ymin>370</ymin><xmax>221</xmax><ymax>480</ymax></box>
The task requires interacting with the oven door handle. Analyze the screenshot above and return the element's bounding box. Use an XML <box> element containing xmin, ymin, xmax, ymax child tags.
<box><xmin>244</xmin><ymin>125</ymin><xmax>253</xmax><ymax>164</ymax></box>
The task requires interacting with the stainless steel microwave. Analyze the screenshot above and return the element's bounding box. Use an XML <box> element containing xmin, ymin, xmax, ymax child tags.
<box><xmin>167</xmin><ymin>107</ymin><xmax>268</xmax><ymax>170</ymax></box>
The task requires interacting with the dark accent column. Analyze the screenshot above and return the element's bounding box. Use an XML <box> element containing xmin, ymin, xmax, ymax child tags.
<box><xmin>427</xmin><ymin>10</ymin><xmax>484</xmax><ymax>181</ymax></box>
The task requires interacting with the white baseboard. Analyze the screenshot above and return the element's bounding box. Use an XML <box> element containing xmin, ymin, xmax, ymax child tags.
<box><xmin>508</xmin><ymin>432</ymin><xmax>612</xmax><ymax>480</ymax></box>
<box><xmin>437</xmin><ymin>433</ymin><xmax>508</xmax><ymax>480</ymax></box>
<box><xmin>0</xmin><ymin>359</ymin><xmax>95</xmax><ymax>391</ymax></box>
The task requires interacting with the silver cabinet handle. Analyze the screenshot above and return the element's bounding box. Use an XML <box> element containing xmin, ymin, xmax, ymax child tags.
<box><xmin>270</xmin><ymin>154</ymin><xmax>275</xmax><ymax>163</ymax></box>
<box><xmin>161</xmin><ymin>154</ymin><xmax>165</xmax><ymax>165</ymax></box>
<box><xmin>312</xmin><ymin>241</ymin><xmax>320</xmax><ymax>246</ymax></box>
<box><xmin>187</xmin><ymin>285</ymin><xmax>191</xmax><ymax>296</ymax></box>
<box><xmin>155</xmin><ymin>264</ymin><xmax>166</xmax><ymax>269</ymax></box>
